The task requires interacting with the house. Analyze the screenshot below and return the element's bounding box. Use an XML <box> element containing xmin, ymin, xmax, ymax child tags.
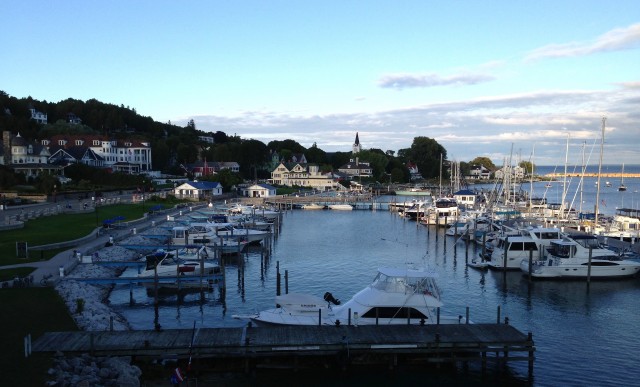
<box><xmin>337</xmin><ymin>158</ymin><xmax>373</xmax><ymax>179</ymax></box>
<box><xmin>407</xmin><ymin>162</ymin><xmax>423</xmax><ymax>181</ymax></box>
<box><xmin>1</xmin><ymin>132</ymin><xmax>61</xmax><ymax>178</ymax></box>
<box><xmin>453</xmin><ymin>189</ymin><xmax>477</xmax><ymax>209</ymax></box>
<box><xmin>290</xmin><ymin>153</ymin><xmax>307</xmax><ymax>164</ymax></box>
<box><xmin>29</xmin><ymin>107</ymin><xmax>47</xmax><ymax>124</ymax></box>
<box><xmin>494</xmin><ymin>165</ymin><xmax>525</xmax><ymax>180</ymax></box>
<box><xmin>67</xmin><ymin>113</ymin><xmax>82</xmax><ymax>125</ymax></box>
<box><xmin>174</xmin><ymin>181</ymin><xmax>223</xmax><ymax>201</ymax></box>
<box><xmin>270</xmin><ymin>162</ymin><xmax>341</xmax><ymax>190</ymax></box>
<box><xmin>188</xmin><ymin>161</ymin><xmax>241</xmax><ymax>177</ymax></box>
<box><xmin>198</xmin><ymin>136</ymin><xmax>215</xmax><ymax>144</ymax></box>
<box><xmin>241</xmin><ymin>183</ymin><xmax>277</xmax><ymax>198</ymax></box>
<box><xmin>49</xmin><ymin>146</ymin><xmax>104</xmax><ymax>168</ymax></box>
<box><xmin>48</xmin><ymin>134</ymin><xmax>152</xmax><ymax>173</ymax></box>
<box><xmin>468</xmin><ymin>165</ymin><xmax>491</xmax><ymax>180</ymax></box>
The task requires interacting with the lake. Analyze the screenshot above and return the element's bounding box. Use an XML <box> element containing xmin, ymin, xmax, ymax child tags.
<box><xmin>110</xmin><ymin>207</ymin><xmax>640</xmax><ymax>386</ymax></box>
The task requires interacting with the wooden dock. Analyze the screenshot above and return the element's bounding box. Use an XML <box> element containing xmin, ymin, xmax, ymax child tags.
<box><xmin>32</xmin><ymin>324</ymin><xmax>534</xmax><ymax>375</ymax></box>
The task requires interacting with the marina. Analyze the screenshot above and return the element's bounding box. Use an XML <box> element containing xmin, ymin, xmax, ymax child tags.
<box><xmin>22</xmin><ymin>168</ymin><xmax>640</xmax><ymax>385</ymax></box>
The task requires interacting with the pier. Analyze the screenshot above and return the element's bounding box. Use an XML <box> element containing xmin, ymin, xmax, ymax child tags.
<box><xmin>32</xmin><ymin>324</ymin><xmax>534</xmax><ymax>375</ymax></box>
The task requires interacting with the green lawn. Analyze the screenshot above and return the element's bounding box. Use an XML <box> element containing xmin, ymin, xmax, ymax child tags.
<box><xmin>0</xmin><ymin>203</ymin><xmax>152</xmax><ymax>265</ymax></box>
<box><xmin>0</xmin><ymin>288</ymin><xmax>78</xmax><ymax>386</ymax></box>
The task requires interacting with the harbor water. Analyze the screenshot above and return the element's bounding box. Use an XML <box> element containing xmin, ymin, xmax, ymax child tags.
<box><xmin>109</xmin><ymin>195</ymin><xmax>640</xmax><ymax>386</ymax></box>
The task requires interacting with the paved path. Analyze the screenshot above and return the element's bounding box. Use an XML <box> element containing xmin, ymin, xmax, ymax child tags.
<box><xmin>1</xmin><ymin>205</ymin><xmax>199</xmax><ymax>286</ymax></box>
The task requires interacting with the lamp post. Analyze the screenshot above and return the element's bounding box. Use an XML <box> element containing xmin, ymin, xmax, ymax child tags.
<box><xmin>142</xmin><ymin>180</ymin><xmax>146</xmax><ymax>214</ymax></box>
<box><xmin>94</xmin><ymin>196</ymin><xmax>99</xmax><ymax>227</ymax></box>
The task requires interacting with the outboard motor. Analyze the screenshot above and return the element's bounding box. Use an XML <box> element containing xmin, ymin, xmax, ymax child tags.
<box><xmin>324</xmin><ymin>292</ymin><xmax>341</xmax><ymax>305</ymax></box>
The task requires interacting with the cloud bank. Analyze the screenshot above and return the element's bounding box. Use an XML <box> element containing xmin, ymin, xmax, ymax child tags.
<box><xmin>525</xmin><ymin>22</ymin><xmax>640</xmax><ymax>61</ymax></box>
<box><xmin>377</xmin><ymin>72</ymin><xmax>495</xmax><ymax>90</ymax></box>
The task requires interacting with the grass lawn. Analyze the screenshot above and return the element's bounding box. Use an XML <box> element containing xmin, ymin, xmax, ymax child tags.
<box><xmin>0</xmin><ymin>202</ymin><xmax>157</xmax><ymax>265</ymax></box>
<box><xmin>0</xmin><ymin>287</ymin><xmax>78</xmax><ymax>386</ymax></box>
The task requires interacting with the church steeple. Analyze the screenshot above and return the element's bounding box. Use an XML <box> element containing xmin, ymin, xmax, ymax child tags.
<box><xmin>352</xmin><ymin>132</ymin><xmax>361</xmax><ymax>154</ymax></box>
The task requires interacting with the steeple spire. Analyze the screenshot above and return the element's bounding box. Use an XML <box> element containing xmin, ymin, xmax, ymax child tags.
<box><xmin>352</xmin><ymin>132</ymin><xmax>361</xmax><ymax>154</ymax></box>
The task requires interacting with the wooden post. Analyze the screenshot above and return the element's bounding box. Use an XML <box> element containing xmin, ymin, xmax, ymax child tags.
<box><xmin>528</xmin><ymin>248</ymin><xmax>534</xmax><ymax>283</ymax></box>
<box><xmin>587</xmin><ymin>246</ymin><xmax>593</xmax><ymax>287</ymax></box>
<box><xmin>503</xmin><ymin>236</ymin><xmax>508</xmax><ymax>271</ymax></box>
<box><xmin>527</xmin><ymin>332</ymin><xmax>534</xmax><ymax>379</ymax></box>
<box><xmin>285</xmin><ymin>270</ymin><xmax>288</xmax><ymax>294</ymax></box>
<box><xmin>276</xmin><ymin>261</ymin><xmax>281</xmax><ymax>296</ymax></box>
<box><xmin>497</xmin><ymin>305</ymin><xmax>501</xmax><ymax>324</ymax></box>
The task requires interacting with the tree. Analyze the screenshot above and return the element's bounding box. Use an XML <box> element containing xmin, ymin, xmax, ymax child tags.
<box><xmin>201</xmin><ymin>169</ymin><xmax>243</xmax><ymax>192</ymax></box>
<box><xmin>519</xmin><ymin>160</ymin><xmax>535</xmax><ymax>175</ymax></box>
<box><xmin>357</xmin><ymin>149</ymin><xmax>388</xmax><ymax>179</ymax></box>
<box><xmin>469</xmin><ymin>157</ymin><xmax>496</xmax><ymax>171</ymax></box>
<box><xmin>401</xmin><ymin>137</ymin><xmax>447</xmax><ymax>179</ymax></box>
<box><xmin>305</xmin><ymin>142</ymin><xmax>326</xmax><ymax>164</ymax></box>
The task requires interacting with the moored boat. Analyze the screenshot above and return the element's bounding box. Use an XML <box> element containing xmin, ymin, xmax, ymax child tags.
<box><xmin>301</xmin><ymin>203</ymin><xmax>326</xmax><ymax>210</ymax></box>
<box><xmin>248</xmin><ymin>266</ymin><xmax>465</xmax><ymax>326</ymax></box>
<box><xmin>328</xmin><ymin>204</ymin><xmax>353</xmax><ymax>211</ymax></box>
<box><xmin>520</xmin><ymin>238</ymin><xmax>640</xmax><ymax>279</ymax></box>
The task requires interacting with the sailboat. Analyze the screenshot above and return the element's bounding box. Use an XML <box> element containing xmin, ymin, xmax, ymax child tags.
<box><xmin>618</xmin><ymin>163</ymin><xmax>627</xmax><ymax>191</ymax></box>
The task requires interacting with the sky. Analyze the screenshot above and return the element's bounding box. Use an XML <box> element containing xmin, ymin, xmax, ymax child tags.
<box><xmin>2</xmin><ymin>1</ymin><xmax>639</xmax><ymax>166</ymax></box>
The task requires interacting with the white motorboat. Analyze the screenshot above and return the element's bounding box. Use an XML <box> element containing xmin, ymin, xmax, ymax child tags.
<box><xmin>228</xmin><ymin>204</ymin><xmax>281</xmax><ymax>220</ymax></box>
<box><xmin>175</xmin><ymin>223</ymin><xmax>270</xmax><ymax>244</ymax></box>
<box><xmin>484</xmin><ymin>235</ymin><xmax>540</xmax><ymax>270</ymax></box>
<box><xmin>249</xmin><ymin>267</ymin><xmax>465</xmax><ymax>326</ymax></box>
<box><xmin>138</xmin><ymin>250</ymin><xmax>221</xmax><ymax>278</ymax></box>
<box><xmin>420</xmin><ymin>198</ymin><xmax>459</xmax><ymax>226</ymax></box>
<box><xmin>301</xmin><ymin>203</ymin><xmax>326</xmax><ymax>210</ymax></box>
<box><xmin>520</xmin><ymin>237</ymin><xmax>640</xmax><ymax>279</ymax></box>
<box><xmin>328</xmin><ymin>204</ymin><xmax>353</xmax><ymax>211</ymax></box>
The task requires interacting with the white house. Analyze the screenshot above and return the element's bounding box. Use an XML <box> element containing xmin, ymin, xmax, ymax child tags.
<box><xmin>453</xmin><ymin>189</ymin><xmax>477</xmax><ymax>209</ymax></box>
<box><xmin>337</xmin><ymin>158</ymin><xmax>373</xmax><ymax>179</ymax></box>
<box><xmin>469</xmin><ymin>165</ymin><xmax>491</xmax><ymax>180</ymax></box>
<box><xmin>242</xmin><ymin>183</ymin><xmax>277</xmax><ymax>198</ymax></box>
<box><xmin>174</xmin><ymin>181</ymin><xmax>223</xmax><ymax>201</ymax></box>
<box><xmin>270</xmin><ymin>162</ymin><xmax>341</xmax><ymax>191</ymax></box>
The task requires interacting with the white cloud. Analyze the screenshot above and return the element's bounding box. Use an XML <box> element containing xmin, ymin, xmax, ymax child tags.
<box><xmin>525</xmin><ymin>23</ymin><xmax>640</xmax><ymax>61</ymax></box>
<box><xmin>377</xmin><ymin>72</ymin><xmax>495</xmax><ymax>90</ymax></box>
<box><xmin>183</xmin><ymin>86</ymin><xmax>640</xmax><ymax>165</ymax></box>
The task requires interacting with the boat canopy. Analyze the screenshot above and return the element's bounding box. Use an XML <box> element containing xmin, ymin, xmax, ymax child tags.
<box><xmin>377</xmin><ymin>267</ymin><xmax>438</xmax><ymax>278</ymax></box>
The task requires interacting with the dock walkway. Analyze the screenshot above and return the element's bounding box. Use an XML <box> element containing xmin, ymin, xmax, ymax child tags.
<box><xmin>33</xmin><ymin>324</ymin><xmax>534</xmax><ymax>374</ymax></box>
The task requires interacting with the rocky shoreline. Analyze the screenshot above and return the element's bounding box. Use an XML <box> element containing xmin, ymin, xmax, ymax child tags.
<box><xmin>47</xmin><ymin>228</ymin><xmax>171</xmax><ymax>386</ymax></box>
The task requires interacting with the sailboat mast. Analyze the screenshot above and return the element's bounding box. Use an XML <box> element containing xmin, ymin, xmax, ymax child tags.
<box><xmin>439</xmin><ymin>153</ymin><xmax>443</xmax><ymax>197</ymax></box>
<box><xmin>579</xmin><ymin>141</ymin><xmax>586</xmax><ymax>216</ymax></box>
<box><xmin>561</xmin><ymin>134</ymin><xmax>570</xmax><ymax>219</ymax></box>
<box><xmin>595</xmin><ymin>117</ymin><xmax>605</xmax><ymax>226</ymax></box>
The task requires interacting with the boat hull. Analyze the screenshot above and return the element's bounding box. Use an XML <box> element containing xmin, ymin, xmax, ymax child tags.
<box><xmin>520</xmin><ymin>260</ymin><xmax>640</xmax><ymax>279</ymax></box>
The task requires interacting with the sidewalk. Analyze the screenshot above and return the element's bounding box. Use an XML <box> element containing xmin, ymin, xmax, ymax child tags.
<box><xmin>2</xmin><ymin>205</ymin><xmax>200</xmax><ymax>286</ymax></box>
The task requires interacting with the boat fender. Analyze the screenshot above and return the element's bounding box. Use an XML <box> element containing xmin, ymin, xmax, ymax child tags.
<box><xmin>324</xmin><ymin>292</ymin><xmax>341</xmax><ymax>305</ymax></box>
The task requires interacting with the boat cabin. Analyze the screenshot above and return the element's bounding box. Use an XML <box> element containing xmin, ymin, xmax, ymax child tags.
<box><xmin>496</xmin><ymin>236</ymin><xmax>539</xmax><ymax>252</ymax></box>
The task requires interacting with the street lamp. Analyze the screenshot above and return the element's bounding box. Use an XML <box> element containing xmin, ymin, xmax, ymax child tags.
<box><xmin>94</xmin><ymin>196</ymin><xmax>99</xmax><ymax>227</ymax></box>
<box><xmin>142</xmin><ymin>180</ymin><xmax>146</xmax><ymax>214</ymax></box>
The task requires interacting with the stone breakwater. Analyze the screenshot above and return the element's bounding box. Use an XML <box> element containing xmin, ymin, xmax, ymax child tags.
<box><xmin>47</xmin><ymin>227</ymin><xmax>171</xmax><ymax>386</ymax></box>
<box><xmin>47</xmin><ymin>352</ymin><xmax>142</xmax><ymax>387</ymax></box>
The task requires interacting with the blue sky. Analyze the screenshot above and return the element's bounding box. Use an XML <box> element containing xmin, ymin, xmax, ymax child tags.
<box><xmin>2</xmin><ymin>1</ymin><xmax>639</xmax><ymax>166</ymax></box>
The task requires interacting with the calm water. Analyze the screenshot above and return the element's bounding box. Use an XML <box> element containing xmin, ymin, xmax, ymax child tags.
<box><xmin>109</xmin><ymin>208</ymin><xmax>640</xmax><ymax>386</ymax></box>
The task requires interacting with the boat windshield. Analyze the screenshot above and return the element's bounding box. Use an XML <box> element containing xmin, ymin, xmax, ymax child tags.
<box><xmin>572</xmin><ymin>236</ymin><xmax>600</xmax><ymax>249</ymax></box>
<box><xmin>371</xmin><ymin>272</ymin><xmax>440</xmax><ymax>297</ymax></box>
